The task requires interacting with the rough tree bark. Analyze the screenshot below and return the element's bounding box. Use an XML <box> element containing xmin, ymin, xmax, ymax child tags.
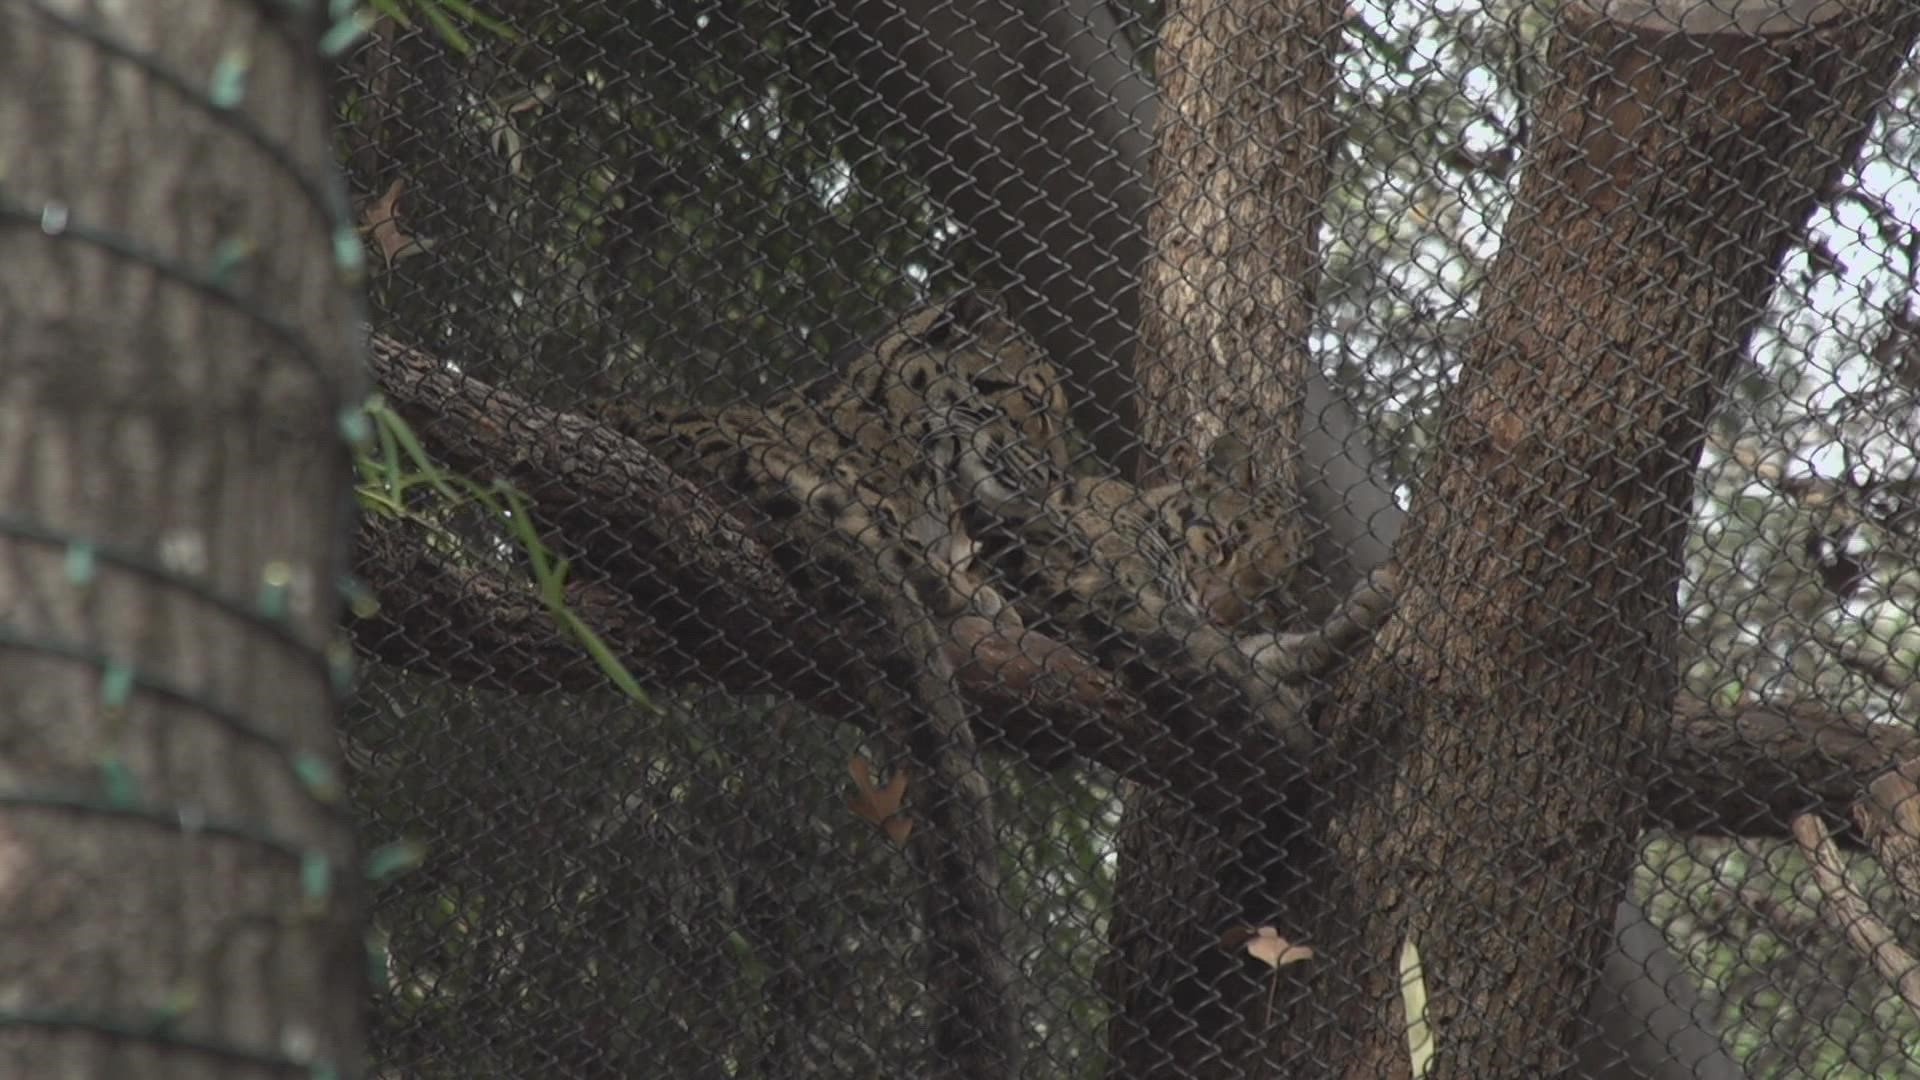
<box><xmin>1131</xmin><ymin>0</ymin><xmax>1336</xmax><ymax>502</ymax></box>
<box><xmin>0</xmin><ymin>3</ymin><xmax>365</xmax><ymax>1076</ymax></box>
<box><xmin>1103</xmin><ymin>0</ymin><xmax>1344</xmax><ymax>1073</ymax></box>
<box><xmin>1302</xmin><ymin>1</ymin><xmax>1920</xmax><ymax>1074</ymax></box>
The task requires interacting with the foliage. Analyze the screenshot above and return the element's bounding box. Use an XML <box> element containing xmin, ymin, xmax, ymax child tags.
<box><xmin>336</xmin><ymin>0</ymin><xmax>1920</xmax><ymax>1074</ymax></box>
<box><xmin>351</xmin><ymin>396</ymin><xmax>651</xmax><ymax>706</ymax></box>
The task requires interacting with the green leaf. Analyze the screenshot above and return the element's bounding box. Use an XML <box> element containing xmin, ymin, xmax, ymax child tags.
<box><xmin>366</xmin><ymin>840</ymin><xmax>429</xmax><ymax>882</ymax></box>
<box><xmin>365</xmin><ymin>401</ymin><xmax>461</xmax><ymax>501</ymax></box>
<box><xmin>377</xmin><ymin>406</ymin><xmax>404</xmax><ymax>500</ymax></box>
<box><xmin>559</xmin><ymin>610</ymin><xmax>653</xmax><ymax>708</ymax></box>
<box><xmin>433</xmin><ymin>0</ymin><xmax>518</xmax><ymax>40</ymax></box>
<box><xmin>1713</xmin><ymin>678</ymin><xmax>1744</xmax><ymax>709</ymax></box>
<box><xmin>490</xmin><ymin>484</ymin><xmax>556</xmax><ymax>583</ymax></box>
<box><xmin>369</xmin><ymin>0</ymin><xmax>412</xmax><ymax>26</ymax></box>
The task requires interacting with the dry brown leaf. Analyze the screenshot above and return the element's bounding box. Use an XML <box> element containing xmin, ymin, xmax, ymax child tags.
<box><xmin>847</xmin><ymin>756</ymin><xmax>911</xmax><ymax>845</ymax></box>
<box><xmin>1222</xmin><ymin>925</ymin><xmax>1314</xmax><ymax>969</ymax></box>
<box><xmin>361</xmin><ymin>178</ymin><xmax>427</xmax><ymax>266</ymax></box>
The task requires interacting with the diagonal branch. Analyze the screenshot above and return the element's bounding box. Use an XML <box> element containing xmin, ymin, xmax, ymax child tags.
<box><xmin>1793</xmin><ymin>812</ymin><xmax>1920</xmax><ymax>1026</ymax></box>
<box><xmin>1657</xmin><ymin>697</ymin><xmax>1920</xmax><ymax>842</ymax></box>
<box><xmin>356</xmin><ymin>334</ymin><xmax>1920</xmax><ymax>845</ymax></box>
<box><xmin>360</xmin><ymin>332</ymin><xmax>1288</xmax><ymax>810</ymax></box>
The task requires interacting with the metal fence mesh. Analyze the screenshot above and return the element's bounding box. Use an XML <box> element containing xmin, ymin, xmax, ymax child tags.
<box><xmin>333</xmin><ymin>0</ymin><xmax>1920</xmax><ymax>1076</ymax></box>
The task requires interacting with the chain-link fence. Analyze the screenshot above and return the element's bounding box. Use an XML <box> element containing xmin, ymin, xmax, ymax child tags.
<box><xmin>331</xmin><ymin>0</ymin><xmax>1920</xmax><ymax>1076</ymax></box>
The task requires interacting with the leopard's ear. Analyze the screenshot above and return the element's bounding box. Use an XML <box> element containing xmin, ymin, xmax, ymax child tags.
<box><xmin>907</xmin><ymin>291</ymin><xmax>1005</xmax><ymax>347</ymax></box>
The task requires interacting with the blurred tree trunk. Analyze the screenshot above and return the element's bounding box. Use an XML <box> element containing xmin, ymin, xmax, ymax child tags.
<box><xmin>0</xmin><ymin>4</ymin><xmax>366</xmax><ymax>1077</ymax></box>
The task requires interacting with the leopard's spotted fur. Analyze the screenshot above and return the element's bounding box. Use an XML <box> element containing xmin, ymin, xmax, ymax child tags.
<box><xmin>600</xmin><ymin>292</ymin><xmax>1071</xmax><ymax>627</ymax></box>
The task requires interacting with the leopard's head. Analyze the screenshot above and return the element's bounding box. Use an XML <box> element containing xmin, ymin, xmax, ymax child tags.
<box><xmin>840</xmin><ymin>291</ymin><xmax>1073</xmax><ymax>474</ymax></box>
<box><xmin>1161</xmin><ymin>438</ymin><xmax>1309</xmax><ymax>632</ymax></box>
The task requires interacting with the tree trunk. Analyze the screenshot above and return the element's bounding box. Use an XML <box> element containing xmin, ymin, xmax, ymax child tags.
<box><xmin>0</xmin><ymin>4</ymin><xmax>366</xmax><ymax>1076</ymax></box>
<box><xmin>1303</xmin><ymin>2</ymin><xmax>1920</xmax><ymax>1074</ymax></box>
<box><xmin>1102</xmin><ymin>0</ymin><xmax>1343</xmax><ymax>1074</ymax></box>
<box><xmin>1132</xmin><ymin>0</ymin><xmax>1338</xmax><ymax>500</ymax></box>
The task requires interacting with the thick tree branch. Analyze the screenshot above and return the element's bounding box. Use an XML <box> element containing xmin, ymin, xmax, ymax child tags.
<box><xmin>351</xmin><ymin>511</ymin><xmax>687</xmax><ymax>694</ymax></box>
<box><xmin>1856</xmin><ymin>764</ymin><xmax>1920</xmax><ymax>908</ymax></box>
<box><xmin>357</xmin><ymin>336</ymin><xmax>1920</xmax><ymax>844</ymax></box>
<box><xmin>359</xmin><ymin>333</ymin><xmax>1298</xmax><ymax>809</ymax></box>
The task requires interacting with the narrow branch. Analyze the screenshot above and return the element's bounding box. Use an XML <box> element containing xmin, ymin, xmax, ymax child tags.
<box><xmin>1791</xmin><ymin>813</ymin><xmax>1920</xmax><ymax>1025</ymax></box>
<box><xmin>880</xmin><ymin>602</ymin><xmax>1025</xmax><ymax>1078</ymax></box>
<box><xmin>1655</xmin><ymin>697</ymin><xmax>1920</xmax><ymax>842</ymax></box>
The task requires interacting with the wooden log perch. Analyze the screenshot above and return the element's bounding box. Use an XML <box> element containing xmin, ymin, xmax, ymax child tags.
<box><xmin>1856</xmin><ymin>763</ymin><xmax>1920</xmax><ymax>909</ymax></box>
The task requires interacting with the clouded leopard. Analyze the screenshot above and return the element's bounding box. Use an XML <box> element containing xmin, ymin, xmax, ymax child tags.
<box><xmin>598</xmin><ymin>291</ymin><xmax>1394</xmax><ymax>755</ymax></box>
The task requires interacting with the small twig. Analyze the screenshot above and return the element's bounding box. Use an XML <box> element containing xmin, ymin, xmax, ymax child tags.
<box><xmin>1791</xmin><ymin>813</ymin><xmax>1920</xmax><ymax>1024</ymax></box>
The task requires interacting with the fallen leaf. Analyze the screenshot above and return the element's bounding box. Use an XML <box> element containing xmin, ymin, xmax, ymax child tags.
<box><xmin>1221</xmin><ymin>925</ymin><xmax>1315</xmax><ymax>1027</ymax></box>
<box><xmin>1223</xmin><ymin>925</ymin><xmax>1314</xmax><ymax>969</ymax></box>
<box><xmin>847</xmin><ymin>756</ymin><xmax>911</xmax><ymax>845</ymax></box>
<box><xmin>361</xmin><ymin>179</ymin><xmax>428</xmax><ymax>266</ymax></box>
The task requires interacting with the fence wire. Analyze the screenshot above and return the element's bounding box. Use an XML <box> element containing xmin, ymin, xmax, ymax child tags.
<box><xmin>332</xmin><ymin>1</ymin><xmax>1920</xmax><ymax>1077</ymax></box>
